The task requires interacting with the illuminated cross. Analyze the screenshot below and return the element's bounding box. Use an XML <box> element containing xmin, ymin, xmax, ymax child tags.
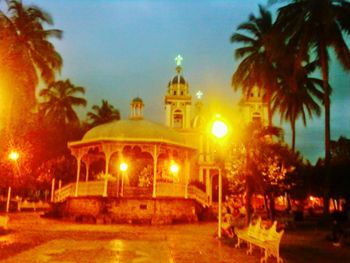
<box><xmin>175</xmin><ymin>54</ymin><xmax>183</xmax><ymax>66</ymax></box>
<box><xmin>196</xmin><ymin>90</ymin><xmax>204</xmax><ymax>100</ymax></box>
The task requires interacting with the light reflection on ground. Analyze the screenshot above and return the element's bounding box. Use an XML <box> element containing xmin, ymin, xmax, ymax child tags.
<box><xmin>3</xmin><ymin>239</ymin><xmax>173</xmax><ymax>263</ymax></box>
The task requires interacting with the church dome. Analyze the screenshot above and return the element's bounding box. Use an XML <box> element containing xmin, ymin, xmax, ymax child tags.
<box><xmin>171</xmin><ymin>75</ymin><xmax>186</xmax><ymax>85</ymax></box>
<box><xmin>81</xmin><ymin>119</ymin><xmax>186</xmax><ymax>145</ymax></box>
<box><xmin>132</xmin><ymin>97</ymin><xmax>143</xmax><ymax>103</ymax></box>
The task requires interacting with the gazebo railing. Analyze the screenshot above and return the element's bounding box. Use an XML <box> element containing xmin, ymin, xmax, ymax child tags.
<box><xmin>54</xmin><ymin>181</ymin><xmax>104</xmax><ymax>202</ymax></box>
<box><xmin>54</xmin><ymin>181</ymin><xmax>209</xmax><ymax>206</ymax></box>
<box><xmin>188</xmin><ymin>185</ymin><xmax>210</xmax><ymax>207</ymax></box>
<box><xmin>54</xmin><ymin>183</ymin><xmax>75</xmax><ymax>202</ymax></box>
<box><xmin>77</xmin><ymin>181</ymin><xmax>105</xmax><ymax>196</ymax></box>
<box><xmin>156</xmin><ymin>182</ymin><xmax>209</xmax><ymax>207</ymax></box>
<box><xmin>156</xmin><ymin>182</ymin><xmax>186</xmax><ymax>197</ymax></box>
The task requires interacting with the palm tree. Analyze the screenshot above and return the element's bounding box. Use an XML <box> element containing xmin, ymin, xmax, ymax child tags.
<box><xmin>87</xmin><ymin>100</ymin><xmax>120</xmax><ymax>127</ymax></box>
<box><xmin>274</xmin><ymin>0</ymin><xmax>350</xmax><ymax>216</ymax></box>
<box><xmin>272</xmin><ymin>48</ymin><xmax>324</xmax><ymax>151</ymax></box>
<box><xmin>0</xmin><ymin>0</ymin><xmax>62</xmax><ymax>118</ymax></box>
<box><xmin>39</xmin><ymin>79</ymin><xmax>86</xmax><ymax>127</ymax></box>
<box><xmin>231</xmin><ymin>5</ymin><xmax>278</xmax><ymax>126</ymax></box>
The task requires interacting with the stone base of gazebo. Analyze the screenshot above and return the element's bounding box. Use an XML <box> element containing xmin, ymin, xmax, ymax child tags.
<box><xmin>51</xmin><ymin>196</ymin><xmax>202</xmax><ymax>224</ymax></box>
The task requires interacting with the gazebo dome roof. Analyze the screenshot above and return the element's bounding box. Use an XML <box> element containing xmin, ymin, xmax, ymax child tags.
<box><xmin>81</xmin><ymin>119</ymin><xmax>186</xmax><ymax>145</ymax></box>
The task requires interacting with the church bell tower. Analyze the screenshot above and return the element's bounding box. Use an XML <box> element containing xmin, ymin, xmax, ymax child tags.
<box><xmin>239</xmin><ymin>85</ymin><xmax>268</xmax><ymax>125</ymax></box>
<box><xmin>164</xmin><ymin>55</ymin><xmax>192</xmax><ymax>129</ymax></box>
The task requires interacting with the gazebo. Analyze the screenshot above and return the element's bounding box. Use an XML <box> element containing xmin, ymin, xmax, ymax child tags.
<box><xmin>54</xmin><ymin>98</ymin><xmax>209</xmax><ymax>207</ymax></box>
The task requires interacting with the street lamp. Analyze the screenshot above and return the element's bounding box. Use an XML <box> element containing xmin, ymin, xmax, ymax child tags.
<box><xmin>119</xmin><ymin>162</ymin><xmax>128</xmax><ymax>197</ymax></box>
<box><xmin>8</xmin><ymin>151</ymin><xmax>19</xmax><ymax>161</ymax></box>
<box><xmin>211</xmin><ymin>116</ymin><xmax>228</xmax><ymax>239</ymax></box>
<box><xmin>7</xmin><ymin>150</ymin><xmax>20</xmax><ymax>213</ymax></box>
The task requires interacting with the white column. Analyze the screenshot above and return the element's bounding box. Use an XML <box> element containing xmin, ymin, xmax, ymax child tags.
<box><xmin>152</xmin><ymin>145</ymin><xmax>158</xmax><ymax>198</ymax></box>
<box><xmin>85</xmin><ymin>162</ymin><xmax>90</xmax><ymax>182</ymax></box>
<box><xmin>184</xmin><ymin>153</ymin><xmax>190</xmax><ymax>199</ymax></box>
<box><xmin>185</xmin><ymin>104</ymin><xmax>191</xmax><ymax>128</ymax></box>
<box><xmin>165</xmin><ymin>105</ymin><xmax>171</xmax><ymax>127</ymax></box>
<box><xmin>218</xmin><ymin>168</ymin><xmax>222</xmax><ymax>238</ymax></box>
<box><xmin>75</xmin><ymin>157</ymin><xmax>81</xmax><ymax>197</ymax></box>
<box><xmin>199</xmin><ymin>134</ymin><xmax>204</xmax><ymax>162</ymax></box>
<box><xmin>51</xmin><ymin>178</ymin><xmax>56</xmax><ymax>201</ymax></box>
<box><xmin>199</xmin><ymin>167</ymin><xmax>204</xmax><ymax>183</ymax></box>
<box><xmin>6</xmin><ymin>186</ymin><xmax>11</xmax><ymax>213</ymax></box>
<box><xmin>103</xmin><ymin>153</ymin><xmax>111</xmax><ymax>197</ymax></box>
<box><xmin>58</xmin><ymin>180</ymin><xmax>62</xmax><ymax>200</ymax></box>
<box><xmin>205</xmin><ymin>169</ymin><xmax>212</xmax><ymax>205</ymax></box>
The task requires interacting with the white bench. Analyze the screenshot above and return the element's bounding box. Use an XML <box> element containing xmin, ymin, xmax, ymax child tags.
<box><xmin>0</xmin><ymin>215</ymin><xmax>9</xmax><ymax>230</ymax></box>
<box><xmin>235</xmin><ymin>217</ymin><xmax>284</xmax><ymax>263</ymax></box>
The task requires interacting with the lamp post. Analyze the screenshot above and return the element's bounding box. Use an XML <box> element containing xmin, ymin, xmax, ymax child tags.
<box><xmin>119</xmin><ymin>162</ymin><xmax>128</xmax><ymax>197</ymax></box>
<box><xmin>7</xmin><ymin>151</ymin><xmax>20</xmax><ymax>213</ymax></box>
<box><xmin>211</xmin><ymin>116</ymin><xmax>228</xmax><ymax>239</ymax></box>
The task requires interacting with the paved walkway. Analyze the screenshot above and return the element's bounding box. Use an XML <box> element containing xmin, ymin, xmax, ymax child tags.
<box><xmin>1</xmin><ymin>213</ymin><xmax>350</xmax><ymax>262</ymax></box>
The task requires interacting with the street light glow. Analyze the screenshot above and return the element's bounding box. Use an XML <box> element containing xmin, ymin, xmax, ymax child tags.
<box><xmin>119</xmin><ymin>162</ymin><xmax>128</xmax><ymax>172</ymax></box>
<box><xmin>9</xmin><ymin>151</ymin><xmax>19</xmax><ymax>161</ymax></box>
<box><xmin>211</xmin><ymin>120</ymin><xmax>228</xmax><ymax>139</ymax></box>
<box><xmin>170</xmin><ymin>163</ymin><xmax>179</xmax><ymax>174</ymax></box>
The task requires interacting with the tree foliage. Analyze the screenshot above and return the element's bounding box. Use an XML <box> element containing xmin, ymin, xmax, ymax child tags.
<box><xmin>0</xmin><ymin>0</ymin><xmax>62</xmax><ymax>124</ymax></box>
<box><xmin>86</xmin><ymin>99</ymin><xmax>120</xmax><ymax>128</ymax></box>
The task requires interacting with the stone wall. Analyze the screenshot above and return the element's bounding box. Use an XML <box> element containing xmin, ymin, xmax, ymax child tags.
<box><xmin>56</xmin><ymin>196</ymin><xmax>200</xmax><ymax>224</ymax></box>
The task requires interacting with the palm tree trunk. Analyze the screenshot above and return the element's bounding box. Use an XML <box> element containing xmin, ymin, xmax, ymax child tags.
<box><xmin>245</xmin><ymin>177</ymin><xmax>253</xmax><ymax>224</ymax></box>
<box><xmin>319</xmin><ymin>43</ymin><xmax>331</xmax><ymax>218</ymax></box>
<box><xmin>291</xmin><ymin>116</ymin><xmax>296</xmax><ymax>152</ymax></box>
<box><xmin>268</xmin><ymin>192</ymin><xmax>276</xmax><ymax>220</ymax></box>
<box><xmin>266</xmin><ymin>90</ymin><xmax>273</xmax><ymax>126</ymax></box>
<box><xmin>264</xmin><ymin>194</ymin><xmax>270</xmax><ymax>217</ymax></box>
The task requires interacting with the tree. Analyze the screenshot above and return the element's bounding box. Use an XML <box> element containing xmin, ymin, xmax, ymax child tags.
<box><xmin>329</xmin><ymin>137</ymin><xmax>350</xmax><ymax>211</ymax></box>
<box><xmin>39</xmin><ymin>79</ymin><xmax>87</xmax><ymax>128</ymax></box>
<box><xmin>228</xmin><ymin>122</ymin><xmax>288</xmax><ymax>222</ymax></box>
<box><xmin>0</xmin><ymin>0</ymin><xmax>62</xmax><ymax>123</ymax></box>
<box><xmin>272</xmin><ymin>57</ymin><xmax>324</xmax><ymax>151</ymax></box>
<box><xmin>86</xmin><ymin>100</ymin><xmax>120</xmax><ymax>127</ymax></box>
<box><xmin>231</xmin><ymin>5</ymin><xmax>278</xmax><ymax>126</ymax></box>
<box><xmin>274</xmin><ymin>0</ymin><xmax>350</xmax><ymax>216</ymax></box>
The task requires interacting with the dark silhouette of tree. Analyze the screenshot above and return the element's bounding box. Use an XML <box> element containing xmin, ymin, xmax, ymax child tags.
<box><xmin>39</xmin><ymin>79</ymin><xmax>86</xmax><ymax>128</ymax></box>
<box><xmin>87</xmin><ymin>100</ymin><xmax>120</xmax><ymax>127</ymax></box>
<box><xmin>0</xmin><ymin>0</ymin><xmax>62</xmax><ymax>123</ymax></box>
<box><xmin>272</xmin><ymin>57</ymin><xmax>324</xmax><ymax>151</ymax></box>
<box><xmin>274</xmin><ymin>0</ymin><xmax>350</xmax><ymax>216</ymax></box>
<box><xmin>231</xmin><ymin>5</ymin><xmax>278</xmax><ymax>126</ymax></box>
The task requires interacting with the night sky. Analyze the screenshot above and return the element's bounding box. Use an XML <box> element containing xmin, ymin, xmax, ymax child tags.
<box><xmin>21</xmin><ymin>0</ymin><xmax>350</xmax><ymax>163</ymax></box>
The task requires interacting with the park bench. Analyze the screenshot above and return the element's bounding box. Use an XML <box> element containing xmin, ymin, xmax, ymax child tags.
<box><xmin>0</xmin><ymin>215</ymin><xmax>9</xmax><ymax>230</ymax></box>
<box><xmin>235</xmin><ymin>217</ymin><xmax>284</xmax><ymax>263</ymax></box>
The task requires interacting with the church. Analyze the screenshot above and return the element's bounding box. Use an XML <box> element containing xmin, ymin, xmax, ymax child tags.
<box><xmin>53</xmin><ymin>55</ymin><xmax>267</xmax><ymax>224</ymax></box>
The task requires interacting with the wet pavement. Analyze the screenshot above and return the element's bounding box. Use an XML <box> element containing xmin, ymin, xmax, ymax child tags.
<box><xmin>1</xmin><ymin>212</ymin><xmax>350</xmax><ymax>262</ymax></box>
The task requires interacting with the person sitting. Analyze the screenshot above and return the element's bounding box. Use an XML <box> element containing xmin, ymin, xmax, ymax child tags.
<box><xmin>221</xmin><ymin>212</ymin><xmax>235</xmax><ymax>238</ymax></box>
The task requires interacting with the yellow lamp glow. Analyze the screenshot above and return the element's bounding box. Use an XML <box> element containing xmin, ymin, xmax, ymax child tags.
<box><xmin>170</xmin><ymin>163</ymin><xmax>179</xmax><ymax>174</ymax></box>
<box><xmin>211</xmin><ymin>120</ymin><xmax>228</xmax><ymax>139</ymax></box>
<box><xmin>119</xmin><ymin>162</ymin><xmax>128</xmax><ymax>172</ymax></box>
<box><xmin>9</xmin><ymin>151</ymin><xmax>19</xmax><ymax>161</ymax></box>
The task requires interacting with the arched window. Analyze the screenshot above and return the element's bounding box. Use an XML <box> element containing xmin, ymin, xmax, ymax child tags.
<box><xmin>173</xmin><ymin>109</ymin><xmax>183</xmax><ymax>128</ymax></box>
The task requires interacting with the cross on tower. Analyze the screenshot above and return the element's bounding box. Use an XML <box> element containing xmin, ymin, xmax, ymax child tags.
<box><xmin>175</xmin><ymin>54</ymin><xmax>183</xmax><ymax>66</ymax></box>
<box><xmin>196</xmin><ymin>90</ymin><xmax>204</xmax><ymax>100</ymax></box>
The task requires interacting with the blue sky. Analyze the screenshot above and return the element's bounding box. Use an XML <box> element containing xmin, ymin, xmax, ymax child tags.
<box><xmin>28</xmin><ymin>0</ymin><xmax>350</xmax><ymax>164</ymax></box>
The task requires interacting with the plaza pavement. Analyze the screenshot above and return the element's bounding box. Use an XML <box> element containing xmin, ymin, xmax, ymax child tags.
<box><xmin>1</xmin><ymin>212</ymin><xmax>350</xmax><ymax>262</ymax></box>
